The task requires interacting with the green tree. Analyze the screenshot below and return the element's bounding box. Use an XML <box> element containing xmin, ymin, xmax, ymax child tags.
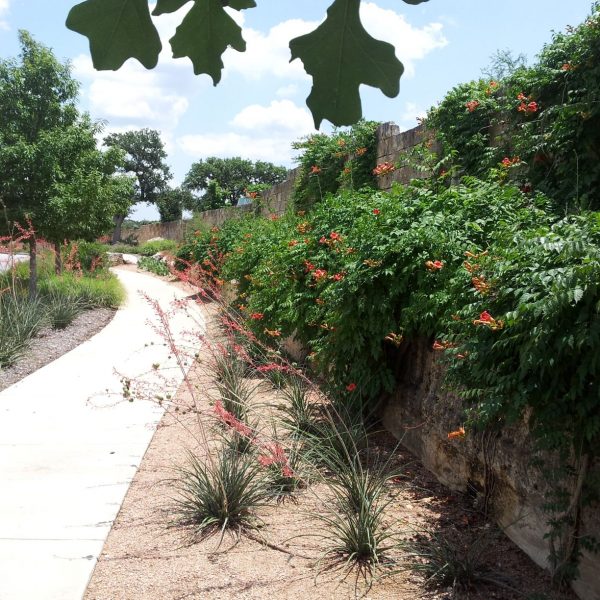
<box><xmin>0</xmin><ymin>31</ymin><xmax>80</xmax><ymax>295</ymax></box>
<box><xmin>66</xmin><ymin>0</ymin><xmax>429</xmax><ymax>128</ymax></box>
<box><xmin>156</xmin><ymin>186</ymin><xmax>195</xmax><ymax>222</ymax></box>
<box><xmin>104</xmin><ymin>128</ymin><xmax>172</xmax><ymax>242</ymax></box>
<box><xmin>184</xmin><ymin>156</ymin><xmax>286</xmax><ymax>209</ymax></box>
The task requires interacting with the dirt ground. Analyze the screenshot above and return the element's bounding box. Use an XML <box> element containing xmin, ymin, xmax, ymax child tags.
<box><xmin>84</xmin><ymin>285</ymin><xmax>574</xmax><ymax>600</ymax></box>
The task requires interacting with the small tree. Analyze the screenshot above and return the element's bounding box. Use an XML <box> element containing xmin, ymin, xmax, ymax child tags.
<box><xmin>104</xmin><ymin>129</ymin><xmax>172</xmax><ymax>242</ymax></box>
<box><xmin>0</xmin><ymin>31</ymin><xmax>79</xmax><ymax>295</ymax></box>
<box><xmin>156</xmin><ymin>187</ymin><xmax>195</xmax><ymax>223</ymax></box>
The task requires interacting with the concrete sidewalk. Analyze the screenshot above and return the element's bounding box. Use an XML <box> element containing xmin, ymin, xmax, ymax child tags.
<box><xmin>0</xmin><ymin>268</ymin><xmax>204</xmax><ymax>600</ymax></box>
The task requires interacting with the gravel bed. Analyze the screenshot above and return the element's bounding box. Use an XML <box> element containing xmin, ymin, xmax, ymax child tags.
<box><xmin>0</xmin><ymin>307</ymin><xmax>117</xmax><ymax>392</ymax></box>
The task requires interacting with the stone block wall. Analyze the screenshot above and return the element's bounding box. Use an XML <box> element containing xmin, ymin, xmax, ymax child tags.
<box><xmin>121</xmin><ymin>220</ymin><xmax>188</xmax><ymax>244</ymax></box>
<box><xmin>382</xmin><ymin>337</ymin><xmax>600</xmax><ymax>600</ymax></box>
<box><xmin>194</xmin><ymin>121</ymin><xmax>433</xmax><ymax>228</ymax></box>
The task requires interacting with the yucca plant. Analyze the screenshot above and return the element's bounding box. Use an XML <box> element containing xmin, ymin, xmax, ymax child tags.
<box><xmin>402</xmin><ymin>529</ymin><xmax>516</xmax><ymax>593</ymax></box>
<box><xmin>44</xmin><ymin>292</ymin><xmax>85</xmax><ymax>329</ymax></box>
<box><xmin>306</xmin><ymin>452</ymin><xmax>398</xmax><ymax>581</ymax></box>
<box><xmin>277</xmin><ymin>375</ymin><xmax>320</xmax><ymax>437</ymax></box>
<box><xmin>0</xmin><ymin>294</ymin><xmax>45</xmax><ymax>367</ymax></box>
<box><xmin>212</xmin><ymin>349</ymin><xmax>253</xmax><ymax>421</ymax></box>
<box><xmin>173</xmin><ymin>448</ymin><xmax>270</xmax><ymax>541</ymax></box>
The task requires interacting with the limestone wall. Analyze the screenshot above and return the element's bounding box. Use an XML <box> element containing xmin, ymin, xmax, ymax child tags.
<box><xmin>121</xmin><ymin>220</ymin><xmax>188</xmax><ymax>244</ymax></box>
<box><xmin>381</xmin><ymin>337</ymin><xmax>600</xmax><ymax>600</ymax></box>
<box><xmin>194</xmin><ymin>122</ymin><xmax>432</xmax><ymax>227</ymax></box>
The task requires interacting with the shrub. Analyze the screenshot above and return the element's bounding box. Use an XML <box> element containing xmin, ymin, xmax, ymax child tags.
<box><xmin>39</xmin><ymin>272</ymin><xmax>125</xmax><ymax>309</ymax></box>
<box><xmin>427</xmin><ymin>3</ymin><xmax>600</xmax><ymax>211</ymax></box>
<box><xmin>105</xmin><ymin>243</ymin><xmax>138</xmax><ymax>254</ymax></box>
<box><xmin>218</xmin><ymin>179</ymin><xmax>553</xmax><ymax>402</ymax></box>
<box><xmin>138</xmin><ymin>239</ymin><xmax>178</xmax><ymax>256</ymax></box>
<box><xmin>138</xmin><ymin>256</ymin><xmax>170</xmax><ymax>277</ymax></box>
<box><xmin>64</xmin><ymin>241</ymin><xmax>108</xmax><ymax>273</ymax></box>
<box><xmin>292</xmin><ymin>120</ymin><xmax>379</xmax><ymax>212</ymax></box>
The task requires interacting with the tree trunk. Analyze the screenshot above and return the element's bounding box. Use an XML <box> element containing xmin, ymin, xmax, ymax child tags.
<box><xmin>28</xmin><ymin>236</ymin><xmax>37</xmax><ymax>298</ymax></box>
<box><xmin>54</xmin><ymin>241</ymin><xmax>63</xmax><ymax>275</ymax></box>
<box><xmin>112</xmin><ymin>214</ymin><xmax>125</xmax><ymax>244</ymax></box>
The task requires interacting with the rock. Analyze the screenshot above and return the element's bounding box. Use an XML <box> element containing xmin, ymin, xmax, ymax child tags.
<box><xmin>121</xmin><ymin>253</ymin><xmax>139</xmax><ymax>265</ymax></box>
<box><xmin>106</xmin><ymin>252</ymin><xmax>124</xmax><ymax>266</ymax></box>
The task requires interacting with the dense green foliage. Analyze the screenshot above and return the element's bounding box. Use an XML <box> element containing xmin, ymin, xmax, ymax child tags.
<box><xmin>427</xmin><ymin>3</ymin><xmax>600</xmax><ymax>212</ymax></box>
<box><xmin>178</xmin><ymin>9</ymin><xmax>600</xmax><ymax>468</ymax></box>
<box><xmin>184</xmin><ymin>156</ymin><xmax>287</xmax><ymax>210</ymax></box>
<box><xmin>292</xmin><ymin>120</ymin><xmax>378</xmax><ymax>212</ymax></box>
<box><xmin>138</xmin><ymin>256</ymin><xmax>170</xmax><ymax>276</ymax></box>
<box><xmin>0</xmin><ymin>251</ymin><xmax>124</xmax><ymax>368</ymax></box>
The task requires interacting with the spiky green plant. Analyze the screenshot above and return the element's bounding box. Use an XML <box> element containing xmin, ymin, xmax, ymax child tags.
<box><xmin>0</xmin><ymin>294</ymin><xmax>45</xmax><ymax>367</ymax></box>
<box><xmin>403</xmin><ymin>529</ymin><xmax>516</xmax><ymax>593</ymax></box>
<box><xmin>173</xmin><ymin>448</ymin><xmax>270</xmax><ymax>541</ymax></box>
<box><xmin>44</xmin><ymin>292</ymin><xmax>85</xmax><ymax>329</ymax></box>
<box><xmin>277</xmin><ymin>375</ymin><xmax>320</xmax><ymax>437</ymax></box>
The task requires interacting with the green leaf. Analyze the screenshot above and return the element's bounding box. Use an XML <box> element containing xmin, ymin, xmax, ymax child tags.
<box><xmin>225</xmin><ymin>0</ymin><xmax>257</xmax><ymax>9</ymax></box>
<box><xmin>66</xmin><ymin>0</ymin><xmax>161</xmax><ymax>70</ymax></box>
<box><xmin>152</xmin><ymin>0</ymin><xmax>192</xmax><ymax>16</ymax></box>
<box><xmin>169</xmin><ymin>0</ymin><xmax>246</xmax><ymax>84</ymax></box>
<box><xmin>289</xmin><ymin>0</ymin><xmax>403</xmax><ymax>128</ymax></box>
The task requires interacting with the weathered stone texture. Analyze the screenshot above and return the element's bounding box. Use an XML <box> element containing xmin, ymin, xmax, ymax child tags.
<box><xmin>382</xmin><ymin>337</ymin><xmax>600</xmax><ymax>600</ymax></box>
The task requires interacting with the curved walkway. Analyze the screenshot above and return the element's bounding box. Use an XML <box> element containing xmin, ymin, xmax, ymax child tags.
<box><xmin>0</xmin><ymin>268</ymin><xmax>204</xmax><ymax>600</ymax></box>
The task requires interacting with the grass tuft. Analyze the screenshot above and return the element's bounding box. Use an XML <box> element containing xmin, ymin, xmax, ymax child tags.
<box><xmin>173</xmin><ymin>448</ymin><xmax>270</xmax><ymax>542</ymax></box>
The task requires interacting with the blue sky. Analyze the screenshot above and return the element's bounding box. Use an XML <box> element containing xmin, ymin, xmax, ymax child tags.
<box><xmin>0</xmin><ymin>0</ymin><xmax>595</xmax><ymax>219</ymax></box>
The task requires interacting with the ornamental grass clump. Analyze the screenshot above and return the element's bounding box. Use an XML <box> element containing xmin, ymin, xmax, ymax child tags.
<box><xmin>402</xmin><ymin>529</ymin><xmax>516</xmax><ymax>594</ymax></box>
<box><xmin>44</xmin><ymin>292</ymin><xmax>85</xmax><ymax>329</ymax></box>
<box><xmin>309</xmin><ymin>446</ymin><xmax>398</xmax><ymax>577</ymax></box>
<box><xmin>277</xmin><ymin>375</ymin><xmax>321</xmax><ymax>437</ymax></box>
<box><xmin>173</xmin><ymin>448</ymin><xmax>270</xmax><ymax>541</ymax></box>
<box><xmin>0</xmin><ymin>294</ymin><xmax>45</xmax><ymax>368</ymax></box>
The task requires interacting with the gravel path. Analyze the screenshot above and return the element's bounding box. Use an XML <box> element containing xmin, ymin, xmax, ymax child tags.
<box><xmin>0</xmin><ymin>307</ymin><xmax>116</xmax><ymax>392</ymax></box>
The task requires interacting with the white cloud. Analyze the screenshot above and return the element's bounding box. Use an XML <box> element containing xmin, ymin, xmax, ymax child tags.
<box><xmin>178</xmin><ymin>99</ymin><xmax>315</xmax><ymax>166</ymax></box>
<box><xmin>276</xmin><ymin>84</ymin><xmax>299</xmax><ymax>98</ymax></box>
<box><xmin>360</xmin><ymin>2</ymin><xmax>447</xmax><ymax>78</ymax></box>
<box><xmin>0</xmin><ymin>0</ymin><xmax>10</xmax><ymax>30</ymax></box>
<box><xmin>230</xmin><ymin>99</ymin><xmax>313</xmax><ymax>132</ymax></box>
<box><xmin>223</xmin><ymin>18</ymin><xmax>316</xmax><ymax>81</ymax></box>
<box><xmin>399</xmin><ymin>101</ymin><xmax>427</xmax><ymax>129</ymax></box>
<box><xmin>73</xmin><ymin>55</ymin><xmax>189</xmax><ymax>131</ymax></box>
<box><xmin>222</xmin><ymin>4</ymin><xmax>446</xmax><ymax>83</ymax></box>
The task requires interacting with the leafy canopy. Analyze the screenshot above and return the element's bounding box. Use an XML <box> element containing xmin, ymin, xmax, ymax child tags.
<box><xmin>184</xmin><ymin>156</ymin><xmax>287</xmax><ymax>209</ymax></box>
<box><xmin>66</xmin><ymin>0</ymin><xmax>430</xmax><ymax>128</ymax></box>
<box><xmin>104</xmin><ymin>128</ymin><xmax>172</xmax><ymax>207</ymax></box>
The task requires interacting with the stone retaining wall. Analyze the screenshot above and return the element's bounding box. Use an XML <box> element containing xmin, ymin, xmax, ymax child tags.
<box><xmin>121</xmin><ymin>220</ymin><xmax>188</xmax><ymax>244</ymax></box>
<box><xmin>382</xmin><ymin>337</ymin><xmax>600</xmax><ymax>600</ymax></box>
